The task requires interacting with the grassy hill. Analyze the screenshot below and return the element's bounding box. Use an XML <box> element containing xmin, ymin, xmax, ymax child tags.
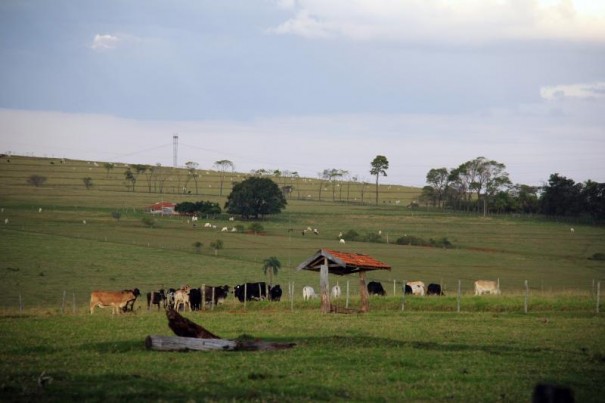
<box><xmin>0</xmin><ymin>154</ymin><xmax>604</xmax><ymax>309</ymax></box>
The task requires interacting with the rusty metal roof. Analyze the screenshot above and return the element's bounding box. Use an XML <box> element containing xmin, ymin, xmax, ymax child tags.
<box><xmin>296</xmin><ymin>248</ymin><xmax>391</xmax><ymax>276</ymax></box>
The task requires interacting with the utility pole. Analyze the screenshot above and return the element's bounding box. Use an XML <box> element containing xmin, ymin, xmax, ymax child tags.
<box><xmin>173</xmin><ymin>134</ymin><xmax>178</xmax><ymax>168</ymax></box>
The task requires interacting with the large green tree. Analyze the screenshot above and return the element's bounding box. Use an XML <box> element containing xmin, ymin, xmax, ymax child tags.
<box><xmin>370</xmin><ymin>155</ymin><xmax>389</xmax><ymax>205</ymax></box>
<box><xmin>225</xmin><ymin>177</ymin><xmax>287</xmax><ymax>219</ymax></box>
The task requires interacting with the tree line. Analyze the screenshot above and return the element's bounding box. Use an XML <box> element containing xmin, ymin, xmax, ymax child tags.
<box><xmin>421</xmin><ymin>156</ymin><xmax>605</xmax><ymax>222</ymax></box>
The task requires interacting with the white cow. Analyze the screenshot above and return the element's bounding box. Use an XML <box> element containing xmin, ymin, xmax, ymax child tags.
<box><xmin>331</xmin><ymin>284</ymin><xmax>342</xmax><ymax>298</ymax></box>
<box><xmin>173</xmin><ymin>286</ymin><xmax>192</xmax><ymax>311</ymax></box>
<box><xmin>339</xmin><ymin>238</ymin><xmax>346</xmax><ymax>244</ymax></box>
<box><xmin>302</xmin><ymin>286</ymin><xmax>317</xmax><ymax>301</ymax></box>
<box><xmin>474</xmin><ymin>280</ymin><xmax>501</xmax><ymax>295</ymax></box>
<box><xmin>221</xmin><ymin>227</ymin><xmax>229</xmax><ymax>232</ymax></box>
<box><xmin>406</xmin><ymin>281</ymin><xmax>426</xmax><ymax>296</ymax></box>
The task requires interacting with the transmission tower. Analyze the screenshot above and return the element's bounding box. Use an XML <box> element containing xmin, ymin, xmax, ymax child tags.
<box><xmin>173</xmin><ymin>134</ymin><xmax>178</xmax><ymax>167</ymax></box>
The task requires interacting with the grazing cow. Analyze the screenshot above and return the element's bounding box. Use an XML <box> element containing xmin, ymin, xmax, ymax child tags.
<box><xmin>146</xmin><ymin>289</ymin><xmax>167</xmax><ymax>311</ymax></box>
<box><xmin>90</xmin><ymin>288</ymin><xmax>141</xmax><ymax>314</ymax></box>
<box><xmin>234</xmin><ymin>282</ymin><xmax>267</xmax><ymax>302</ymax></box>
<box><xmin>189</xmin><ymin>287</ymin><xmax>202</xmax><ymax>311</ymax></box>
<box><xmin>173</xmin><ymin>286</ymin><xmax>192</xmax><ymax>311</ymax></box>
<box><xmin>269</xmin><ymin>284</ymin><xmax>283</xmax><ymax>301</ymax></box>
<box><xmin>166</xmin><ymin>288</ymin><xmax>176</xmax><ymax>308</ymax></box>
<box><xmin>406</xmin><ymin>281</ymin><xmax>426</xmax><ymax>296</ymax></box>
<box><xmin>427</xmin><ymin>283</ymin><xmax>444</xmax><ymax>296</ymax></box>
<box><xmin>331</xmin><ymin>284</ymin><xmax>342</xmax><ymax>298</ymax></box>
<box><xmin>404</xmin><ymin>284</ymin><xmax>413</xmax><ymax>294</ymax></box>
<box><xmin>367</xmin><ymin>281</ymin><xmax>386</xmax><ymax>296</ymax></box>
<box><xmin>302</xmin><ymin>286</ymin><xmax>317</xmax><ymax>300</ymax></box>
<box><xmin>204</xmin><ymin>285</ymin><xmax>230</xmax><ymax>305</ymax></box>
<box><xmin>474</xmin><ymin>280</ymin><xmax>501</xmax><ymax>295</ymax></box>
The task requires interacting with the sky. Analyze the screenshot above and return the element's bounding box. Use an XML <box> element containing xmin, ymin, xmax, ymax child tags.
<box><xmin>1</xmin><ymin>0</ymin><xmax>604</xmax><ymax>187</ymax></box>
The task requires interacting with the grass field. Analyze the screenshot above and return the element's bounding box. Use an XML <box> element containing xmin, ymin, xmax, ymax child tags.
<box><xmin>1</xmin><ymin>155</ymin><xmax>604</xmax><ymax>401</ymax></box>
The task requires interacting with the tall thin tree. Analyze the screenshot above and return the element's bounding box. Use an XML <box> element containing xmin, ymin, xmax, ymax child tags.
<box><xmin>370</xmin><ymin>155</ymin><xmax>389</xmax><ymax>205</ymax></box>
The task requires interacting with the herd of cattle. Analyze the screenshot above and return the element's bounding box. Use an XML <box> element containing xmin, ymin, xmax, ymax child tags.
<box><xmin>89</xmin><ymin>279</ymin><xmax>501</xmax><ymax>314</ymax></box>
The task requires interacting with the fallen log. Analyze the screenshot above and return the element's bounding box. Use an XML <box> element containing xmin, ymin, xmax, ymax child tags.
<box><xmin>145</xmin><ymin>335</ymin><xmax>296</xmax><ymax>352</ymax></box>
<box><xmin>146</xmin><ymin>308</ymin><xmax>295</xmax><ymax>352</ymax></box>
<box><xmin>145</xmin><ymin>335</ymin><xmax>236</xmax><ymax>351</ymax></box>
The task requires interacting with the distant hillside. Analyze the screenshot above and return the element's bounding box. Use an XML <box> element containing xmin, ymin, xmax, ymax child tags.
<box><xmin>0</xmin><ymin>154</ymin><xmax>422</xmax><ymax>206</ymax></box>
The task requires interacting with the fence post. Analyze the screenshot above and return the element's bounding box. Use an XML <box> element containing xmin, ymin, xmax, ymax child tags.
<box><xmin>401</xmin><ymin>279</ymin><xmax>407</xmax><ymax>311</ymax></box>
<box><xmin>19</xmin><ymin>293</ymin><xmax>23</xmax><ymax>313</ymax></box>
<box><xmin>201</xmin><ymin>284</ymin><xmax>206</xmax><ymax>311</ymax></box>
<box><xmin>72</xmin><ymin>292</ymin><xmax>76</xmax><ymax>314</ymax></box>
<box><xmin>524</xmin><ymin>280</ymin><xmax>529</xmax><ymax>314</ymax></box>
<box><xmin>393</xmin><ymin>280</ymin><xmax>396</xmax><ymax>297</ymax></box>
<box><xmin>290</xmin><ymin>282</ymin><xmax>294</xmax><ymax>312</ymax></box>
<box><xmin>346</xmin><ymin>281</ymin><xmax>350</xmax><ymax>309</ymax></box>
<box><xmin>62</xmin><ymin>290</ymin><xmax>66</xmax><ymax>314</ymax></box>
<box><xmin>457</xmin><ymin>280</ymin><xmax>461</xmax><ymax>313</ymax></box>
<box><xmin>597</xmin><ymin>281</ymin><xmax>601</xmax><ymax>314</ymax></box>
<box><xmin>244</xmin><ymin>284</ymin><xmax>247</xmax><ymax>309</ymax></box>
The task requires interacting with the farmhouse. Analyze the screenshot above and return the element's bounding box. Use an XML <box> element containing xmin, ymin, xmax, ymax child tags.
<box><xmin>297</xmin><ymin>248</ymin><xmax>391</xmax><ymax>313</ymax></box>
<box><xmin>147</xmin><ymin>201</ymin><xmax>177</xmax><ymax>216</ymax></box>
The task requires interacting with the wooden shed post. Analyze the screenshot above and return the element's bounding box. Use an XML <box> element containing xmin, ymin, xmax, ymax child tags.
<box><xmin>320</xmin><ymin>259</ymin><xmax>330</xmax><ymax>313</ymax></box>
<box><xmin>359</xmin><ymin>271</ymin><xmax>369</xmax><ymax>313</ymax></box>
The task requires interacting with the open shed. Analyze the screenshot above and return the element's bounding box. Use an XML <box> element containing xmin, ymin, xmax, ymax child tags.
<box><xmin>296</xmin><ymin>248</ymin><xmax>391</xmax><ymax>313</ymax></box>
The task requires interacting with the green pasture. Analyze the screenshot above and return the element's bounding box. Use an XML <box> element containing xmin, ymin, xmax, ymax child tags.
<box><xmin>1</xmin><ymin>155</ymin><xmax>604</xmax><ymax>401</ymax></box>
<box><xmin>0</xmin><ymin>309</ymin><xmax>603</xmax><ymax>402</ymax></box>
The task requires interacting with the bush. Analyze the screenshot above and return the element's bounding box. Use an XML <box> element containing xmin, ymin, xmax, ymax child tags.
<box><xmin>396</xmin><ymin>235</ymin><xmax>430</xmax><ymax>246</ymax></box>
<box><xmin>141</xmin><ymin>216</ymin><xmax>157</xmax><ymax>228</ymax></box>
<box><xmin>396</xmin><ymin>235</ymin><xmax>454</xmax><ymax>248</ymax></box>
<box><xmin>27</xmin><ymin>175</ymin><xmax>47</xmax><ymax>187</ymax></box>
<box><xmin>362</xmin><ymin>232</ymin><xmax>384</xmax><ymax>243</ymax></box>
<box><xmin>342</xmin><ymin>229</ymin><xmax>360</xmax><ymax>241</ymax></box>
<box><xmin>590</xmin><ymin>253</ymin><xmax>605</xmax><ymax>261</ymax></box>
<box><xmin>248</xmin><ymin>223</ymin><xmax>264</xmax><ymax>234</ymax></box>
<box><xmin>430</xmin><ymin>237</ymin><xmax>453</xmax><ymax>248</ymax></box>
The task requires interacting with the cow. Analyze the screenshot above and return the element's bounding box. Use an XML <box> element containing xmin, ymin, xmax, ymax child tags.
<box><xmin>331</xmin><ymin>284</ymin><xmax>342</xmax><ymax>298</ymax></box>
<box><xmin>404</xmin><ymin>284</ymin><xmax>413</xmax><ymax>294</ymax></box>
<box><xmin>189</xmin><ymin>287</ymin><xmax>202</xmax><ymax>311</ymax></box>
<box><xmin>367</xmin><ymin>281</ymin><xmax>386</xmax><ymax>296</ymax></box>
<box><xmin>269</xmin><ymin>284</ymin><xmax>283</xmax><ymax>301</ymax></box>
<box><xmin>474</xmin><ymin>280</ymin><xmax>501</xmax><ymax>295</ymax></box>
<box><xmin>406</xmin><ymin>281</ymin><xmax>426</xmax><ymax>296</ymax></box>
<box><xmin>146</xmin><ymin>289</ymin><xmax>167</xmax><ymax>311</ymax></box>
<box><xmin>204</xmin><ymin>285</ymin><xmax>230</xmax><ymax>305</ymax></box>
<box><xmin>173</xmin><ymin>286</ymin><xmax>192</xmax><ymax>311</ymax></box>
<box><xmin>427</xmin><ymin>283</ymin><xmax>444</xmax><ymax>296</ymax></box>
<box><xmin>166</xmin><ymin>288</ymin><xmax>176</xmax><ymax>308</ymax></box>
<box><xmin>234</xmin><ymin>282</ymin><xmax>267</xmax><ymax>302</ymax></box>
<box><xmin>302</xmin><ymin>286</ymin><xmax>317</xmax><ymax>301</ymax></box>
<box><xmin>90</xmin><ymin>288</ymin><xmax>141</xmax><ymax>315</ymax></box>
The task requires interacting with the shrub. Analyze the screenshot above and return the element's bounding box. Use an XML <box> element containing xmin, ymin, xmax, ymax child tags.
<box><xmin>27</xmin><ymin>175</ymin><xmax>47</xmax><ymax>187</ymax></box>
<box><xmin>396</xmin><ymin>235</ymin><xmax>430</xmax><ymax>246</ymax></box>
<box><xmin>430</xmin><ymin>237</ymin><xmax>453</xmax><ymax>248</ymax></box>
<box><xmin>111</xmin><ymin>211</ymin><xmax>122</xmax><ymax>221</ymax></box>
<box><xmin>192</xmin><ymin>241</ymin><xmax>203</xmax><ymax>253</ymax></box>
<box><xmin>342</xmin><ymin>229</ymin><xmax>360</xmax><ymax>241</ymax></box>
<box><xmin>590</xmin><ymin>253</ymin><xmax>605</xmax><ymax>261</ymax></box>
<box><xmin>248</xmin><ymin>222</ymin><xmax>264</xmax><ymax>234</ymax></box>
<box><xmin>362</xmin><ymin>232</ymin><xmax>384</xmax><ymax>243</ymax></box>
<box><xmin>141</xmin><ymin>216</ymin><xmax>156</xmax><ymax>228</ymax></box>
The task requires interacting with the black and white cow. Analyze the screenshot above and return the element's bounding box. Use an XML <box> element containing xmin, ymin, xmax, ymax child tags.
<box><xmin>146</xmin><ymin>289</ymin><xmax>167</xmax><ymax>311</ymax></box>
<box><xmin>234</xmin><ymin>282</ymin><xmax>267</xmax><ymax>302</ymax></box>
<box><xmin>188</xmin><ymin>285</ymin><xmax>230</xmax><ymax>310</ymax></box>
<box><xmin>367</xmin><ymin>281</ymin><xmax>386</xmax><ymax>296</ymax></box>
<box><xmin>427</xmin><ymin>283</ymin><xmax>444</xmax><ymax>296</ymax></box>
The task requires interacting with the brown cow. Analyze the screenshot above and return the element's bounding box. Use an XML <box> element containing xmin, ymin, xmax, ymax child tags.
<box><xmin>90</xmin><ymin>288</ymin><xmax>141</xmax><ymax>314</ymax></box>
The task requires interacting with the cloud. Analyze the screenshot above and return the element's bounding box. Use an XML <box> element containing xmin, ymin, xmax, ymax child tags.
<box><xmin>91</xmin><ymin>34</ymin><xmax>120</xmax><ymax>51</ymax></box>
<box><xmin>541</xmin><ymin>82</ymin><xmax>605</xmax><ymax>100</ymax></box>
<box><xmin>267</xmin><ymin>0</ymin><xmax>605</xmax><ymax>44</ymax></box>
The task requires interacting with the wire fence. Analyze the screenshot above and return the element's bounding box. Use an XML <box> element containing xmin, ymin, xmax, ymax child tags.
<box><xmin>5</xmin><ymin>280</ymin><xmax>601</xmax><ymax>315</ymax></box>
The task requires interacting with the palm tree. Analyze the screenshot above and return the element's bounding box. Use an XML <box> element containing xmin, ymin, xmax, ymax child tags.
<box><xmin>262</xmin><ymin>256</ymin><xmax>281</xmax><ymax>285</ymax></box>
